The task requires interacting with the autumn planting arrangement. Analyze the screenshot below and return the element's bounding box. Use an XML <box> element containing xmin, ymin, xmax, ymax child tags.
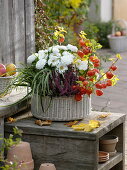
<box><xmin>11</xmin><ymin>27</ymin><xmax>121</xmax><ymax>121</ymax></box>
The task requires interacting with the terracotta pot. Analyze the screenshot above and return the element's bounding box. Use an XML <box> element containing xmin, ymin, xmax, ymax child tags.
<box><xmin>39</xmin><ymin>163</ymin><xmax>56</xmax><ymax>170</ymax></box>
<box><xmin>99</xmin><ymin>135</ymin><xmax>118</xmax><ymax>152</ymax></box>
<box><xmin>7</xmin><ymin>141</ymin><xmax>34</xmax><ymax>170</ymax></box>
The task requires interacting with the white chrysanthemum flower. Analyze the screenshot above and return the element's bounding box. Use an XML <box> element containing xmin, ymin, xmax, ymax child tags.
<box><xmin>27</xmin><ymin>54</ymin><xmax>37</xmax><ymax>64</ymax></box>
<box><xmin>62</xmin><ymin>51</ymin><xmax>75</xmax><ymax>58</ymax></box>
<box><xmin>36</xmin><ymin>59</ymin><xmax>46</xmax><ymax>69</ymax></box>
<box><xmin>58</xmin><ymin>45</ymin><xmax>68</xmax><ymax>51</ymax></box>
<box><xmin>38</xmin><ymin>50</ymin><xmax>48</xmax><ymax>60</ymax></box>
<box><xmin>52</xmin><ymin>47</ymin><xmax>59</xmax><ymax>54</ymax></box>
<box><xmin>48</xmin><ymin>55</ymin><xmax>60</xmax><ymax>67</ymax></box>
<box><xmin>62</xmin><ymin>51</ymin><xmax>70</xmax><ymax>56</ymax></box>
<box><xmin>57</xmin><ymin>63</ymin><xmax>68</xmax><ymax>74</ymax></box>
<box><xmin>67</xmin><ymin>44</ymin><xmax>78</xmax><ymax>52</ymax></box>
<box><xmin>44</xmin><ymin>49</ymin><xmax>48</xmax><ymax>53</ymax></box>
<box><xmin>76</xmin><ymin>59</ymin><xmax>88</xmax><ymax>71</ymax></box>
<box><xmin>61</xmin><ymin>55</ymin><xmax>74</xmax><ymax>65</ymax></box>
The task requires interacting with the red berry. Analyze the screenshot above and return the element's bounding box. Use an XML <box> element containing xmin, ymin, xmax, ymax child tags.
<box><xmin>89</xmin><ymin>56</ymin><xmax>94</xmax><ymax>62</ymax></box>
<box><xmin>93</xmin><ymin>59</ymin><xmax>100</xmax><ymax>63</ymax></box>
<box><xmin>83</xmin><ymin>46</ymin><xmax>92</xmax><ymax>55</ymax></box>
<box><xmin>96</xmin><ymin>90</ymin><xmax>103</xmax><ymax>96</ymax></box>
<box><xmin>106</xmin><ymin>72</ymin><xmax>114</xmax><ymax>79</ymax></box>
<box><xmin>93</xmin><ymin>68</ymin><xmax>99</xmax><ymax>73</ymax></box>
<box><xmin>87</xmin><ymin>70</ymin><xmax>96</xmax><ymax>77</ymax></box>
<box><xmin>79</xmin><ymin>87</ymin><xmax>86</xmax><ymax>95</ymax></box>
<box><xmin>72</xmin><ymin>85</ymin><xmax>77</xmax><ymax>90</ymax></box>
<box><xmin>89</xmin><ymin>78</ymin><xmax>94</xmax><ymax>82</ymax></box>
<box><xmin>95</xmin><ymin>83</ymin><xmax>103</xmax><ymax>89</ymax></box>
<box><xmin>79</xmin><ymin>76</ymin><xmax>85</xmax><ymax>81</ymax></box>
<box><xmin>79</xmin><ymin>39</ymin><xmax>86</xmax><ymax>47</ymax></box>
<box><xmin>106</xmin><ymin>80</ymin><xmax>112</xmax><ymax>86</ymax></box>
<box><xmin>75</xmin><ymin>94</ymin><xmax>82</xmax><ymax>101</ymax></box>
<box><xmin>102</xmin><ymin>84</ymin><xmax>107</xmax><ymax>89</ymax></box>
<box><xmin>77</xmin><ymin>50</ymin><xmax>84</xmax><ymax>58</ymax></box>
<box><xmin>110</xmin><ymin>65</ymin><xmax>117</xmax><ymax>71</ymax></box>
<box><xmin>86</xmin><ymin>87</ymin><xmax>93</xmax><ymax>95</ymax></box>
<box><xmin>94</xmin><ymin>62</ymin><xmax>100</xmax><ymax>68</ymax></box>
<box><xmin>58</xmin><ymin>37</ymin><xmax>65</xmax><ymax>43</ymax></box>
<box><xmin>82</xmin><ymin>80</ymin><xmax>89</xmax><ymax>86</ymax></box>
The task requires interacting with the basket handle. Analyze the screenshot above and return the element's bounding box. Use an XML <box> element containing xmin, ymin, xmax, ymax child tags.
<box><xmin>112</xmin><ymin>19</ymin><xmax>127</xmax><ymax>35</ymax></box>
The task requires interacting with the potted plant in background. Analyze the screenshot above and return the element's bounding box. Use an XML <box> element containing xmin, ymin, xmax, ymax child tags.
<box><xmin>107</xmin><ymin>19</ymin><xmax>127</xmax><ymax>53</ymax></box>
<box><xmin>7</xmin><ymin>27</ymin><xmax>120</xmax><ymax>121</ymax></box>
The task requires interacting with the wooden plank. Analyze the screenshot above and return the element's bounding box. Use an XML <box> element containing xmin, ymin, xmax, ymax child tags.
<box><xmin>13</xmin><ymin>0</ymin><xmax>26</xmax><ymax>66</ymax></box>
<box><xmin>113</xmin><ymin>0</ymin><xmax>127</xmax><ymax>21</ymax></box>
<box><xmin>24</xmin><ymin>0</ymin><xmax>35</xmax><ymax>59</ymax></box>
<box><xmin>0</xmin><ymin>0</ymin><xmax>5</xmax><ymax>63</ymax></box>
<box><xmin>0</xmin><ymin>0</ymin><xmax>10</xmax><ymax>64</ymax></box>
<box><xmin>4</xmin><ymin>112</ymin><xmax>126</xmax><ymax>140</ymax></box>
<box><xmin>8</xmin><ymin>0</ymin><xmax>15</xmax><ymax>64</ymax></box>
<box><xmin>0</xmin><ymin>0</ymin><xmax>35</xmax><ymax>65</ymax></box>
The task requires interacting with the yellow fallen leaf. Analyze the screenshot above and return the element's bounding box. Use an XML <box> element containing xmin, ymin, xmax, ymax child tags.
<box><xmin>89</xmin><ymin>120</ymin><xmax>100</xmax><ymax>128</ymax></box>
<box><xmin>97</xmin><ymin>113</ymin><xmax>111</xmax><ymax>119</ymax></box>
<box><xmin>72</xmin><ymin>123</ymin><xmax>87</xmax><ymax>131</ymax></box>
<box><xmin>84</xmin><ymin>124</ymin><xmax>94</xmax><ymax>132</ymax></box>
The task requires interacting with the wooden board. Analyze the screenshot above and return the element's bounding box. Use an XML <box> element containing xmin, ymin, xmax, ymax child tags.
<box><xmin>113</xmin><ymin>0</ymin><xmax>127</xmax><ymax>21</ymax></box>
<box><xmin>0</xmin><ymin>0</ymin><xmax>35</xmax><ymax>65</ymax></box>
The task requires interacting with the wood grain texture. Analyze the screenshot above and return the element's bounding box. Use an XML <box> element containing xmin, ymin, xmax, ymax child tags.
<box><xmin>0</xmin><ymin>0</ymin><xmax>35</xmax><ymax>65</ymax></box>
<box><xmin>0</xmin><ymin>0</ymin><xmax>10</xmax><ymax>64</ymax></box>
<box><xmin>13</xmin><ymin>0</ymin><xmax>26</xmax><ymax>66</ymax></box>
<box><xmin>25</xmin><ymin>0</ymin><xmax>35</xmax><ymax>58</ymax></box>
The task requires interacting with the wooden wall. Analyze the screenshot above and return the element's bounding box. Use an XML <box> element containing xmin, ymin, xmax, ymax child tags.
<box><xmin>113</xmin><ymin>0</ymin><xmax>127</xmax><ymax>21</ymax></box>
<box><xmin>0</xmin><ymin>0</ymin><xmax>35</xmax><ymax>66</ymax></box>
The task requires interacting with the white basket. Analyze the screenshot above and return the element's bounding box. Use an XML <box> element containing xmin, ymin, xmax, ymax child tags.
<box><xmin>107</xmin><ymin>19</ymin><xmax>127</xmax><ymax>53</ymax></box>
<box><xmin>31</xmin><ymin>95</ymin><xmax>91</xmax><ymax>121</ymax></box>
<box><xmin>0</xmin><ymin>77</ymin><xmax>13</xmax><ymax>97</ymax></box>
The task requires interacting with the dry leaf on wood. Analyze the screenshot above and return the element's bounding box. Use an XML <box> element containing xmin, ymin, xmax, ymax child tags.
<box><xmin>7</xmin><ymin>117</ymin><xmax>16</xmax><ymax>123</ymax></box>
<box><xmin>96</xmin><ymin>113</ymin><xmax>111</xmax><ymax>119</ymax></box>
<box><xmin>35</xmin><ymin>120</ymin><xmax>52</xmax><ymax>126</ymax></box>
<box><xmin>64</xmin><ymin>120</ymin><xmax>80</xmax><ymax>127</ymax></box>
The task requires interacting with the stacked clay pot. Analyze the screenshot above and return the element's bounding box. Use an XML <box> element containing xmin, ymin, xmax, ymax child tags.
<box><xmin>7</xmin><ymin>141</ymin><xmax>34</xmax><ymax>170</ymax></box>
<box><xmin>39</xmin><ymin>163</ymin><xmax>56</xmax><ymax>170</ymax></box>
<box><xmin>99</xmin><ymin>135</ymin><xmax>118</xmax><ymax>157</ymax></box>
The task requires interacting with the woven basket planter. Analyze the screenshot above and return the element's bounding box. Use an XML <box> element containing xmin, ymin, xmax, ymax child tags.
<box><xmin>31</xmin><ymin>95</ymin><xmax>91</xmax><ymax>121</ymax></box>
<box><xmin>0</xmin><ymin>77</ymin><xmax>12</xmax><ymax>97</ymax></box>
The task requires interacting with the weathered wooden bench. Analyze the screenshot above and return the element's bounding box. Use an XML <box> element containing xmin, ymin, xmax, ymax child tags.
<box><xmin>4</xmin><ymin>110</ymin><xmax>126</xmax><ymax>170</ymax></box>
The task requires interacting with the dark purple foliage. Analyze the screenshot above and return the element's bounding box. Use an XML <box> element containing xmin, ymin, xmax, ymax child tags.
<box><xmin>49</xmin><ymin>67</ymin><xmax>79</xmax><ymax>96</ymax></box>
